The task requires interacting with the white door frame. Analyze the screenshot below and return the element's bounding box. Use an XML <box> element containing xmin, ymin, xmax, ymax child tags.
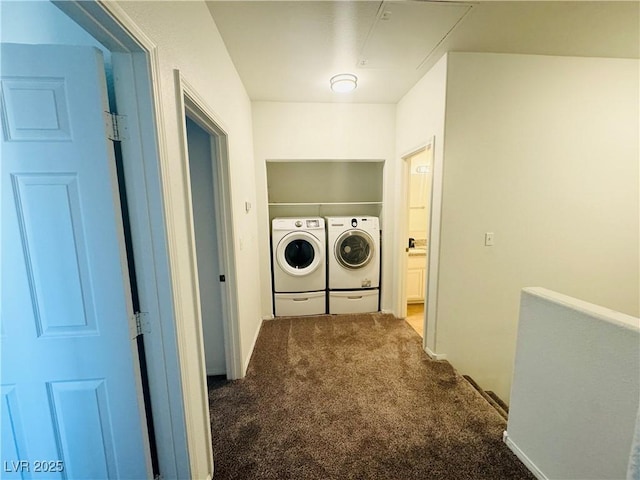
<box><xmin>399</xmin><ymin>136</ymin><xmax>445</xmax><ymax>359</ymax></box>
<box><xmin>399</xmin><ymin>144</ymin><xmax>426</xmax><ymax>320</ymax></box>
<box><xmin>52</xmin><ymin>1</ymin><xmax>194</xmax><ymax>477</ymax></box>
<box><xmin>175</xmin><ymin>70</ymin><xmax>242</xmax><ymax>381</ymax></box>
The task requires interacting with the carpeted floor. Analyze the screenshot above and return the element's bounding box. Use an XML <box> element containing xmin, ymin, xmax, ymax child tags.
<box><xmin>208</xmin><ymin>313</ymin><xmax>535</xmax><ymax>480</ymax></box>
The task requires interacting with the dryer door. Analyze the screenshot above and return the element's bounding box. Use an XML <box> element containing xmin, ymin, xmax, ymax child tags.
<box><xmin>335</xmin><ymin>230</ymin><xmax>375</xmax><ymax>269</ymax></box>
<box><xmin>276</xmin><ymin>231</ymin><xmax>323</xmax><ymax>276</ymax></box>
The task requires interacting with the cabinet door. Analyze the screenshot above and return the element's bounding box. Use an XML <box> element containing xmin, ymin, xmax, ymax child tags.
<box><xmin>406</xmin><ymin>268</ymin><xmax>424</xmax><ymax>302</ymax></box>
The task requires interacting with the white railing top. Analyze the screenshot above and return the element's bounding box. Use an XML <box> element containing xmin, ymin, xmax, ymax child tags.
<box><xmin>523</xmin><ymin>287</ymin><xmax>639</xmax><ymax>333</ymax></box>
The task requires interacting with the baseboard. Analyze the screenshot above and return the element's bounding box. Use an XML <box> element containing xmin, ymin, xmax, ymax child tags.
<box><xmin>425</xmin><ymin>346</ymin><xmax>447</xmax><ymax>360</ymax></box>
<box><xmin>242</xmin><ymin>317</ymin><xmax>264</xmax><ymax>375</ymax></box>
<box><xmin>262</xmin><ymin>314</ymin><xmax>275</xmax><ymax>321</ymax></box>
<box><xmin>503</xmin><ymin>431</ymin><xmax>547</xmax><ymax>480</ymax></box>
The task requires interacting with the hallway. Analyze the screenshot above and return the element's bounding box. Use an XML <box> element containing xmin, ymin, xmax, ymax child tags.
<box><xmin>208</xmin><ymin>314</ymin><xmax>533</xmax><ymax>479</ymax></box>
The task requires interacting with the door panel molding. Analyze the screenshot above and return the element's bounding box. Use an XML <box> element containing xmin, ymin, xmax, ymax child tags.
<box><xmin>47</xmin><ymin>379</ymin><xmax>116</xmax><ymax>478</ymax></box>
<box><xmin>12</xmin><ymin>174</ymin><xmax>97</xmax><ymax>337</ymax></box>
<box><xmin>1</xmin><ymin>77</ymin><xmax>71</xmax><ymax>141</ymax></box>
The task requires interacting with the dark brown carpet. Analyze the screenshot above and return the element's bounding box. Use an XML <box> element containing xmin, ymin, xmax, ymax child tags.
<box><xmin>208</xmin><ymin>313</ymin><xmax>535</xmax><ymax>480</ymax></box>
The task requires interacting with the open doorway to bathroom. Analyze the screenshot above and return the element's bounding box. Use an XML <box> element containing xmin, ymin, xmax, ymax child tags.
<box><xmin>176</xmin><ymin>71</ymin><xmax>242</xmax><ymax>384</ymax></box>
<box><xmin>403</xmin><ymin>142</ymin><xmax>434</xmax><ymax>338</ymax></box>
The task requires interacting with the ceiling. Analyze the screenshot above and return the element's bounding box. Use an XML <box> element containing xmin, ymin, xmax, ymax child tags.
<box><xmin>206</xmin><ymin>1</ymin><xmax>640</xmax><ymax>104</ymax></box>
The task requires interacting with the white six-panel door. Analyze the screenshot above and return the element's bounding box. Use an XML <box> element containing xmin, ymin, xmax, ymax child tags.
<box><xmin>1</xmin><ymin>44</ymin><xmax>149</xmax><ymax>479</ymax></box>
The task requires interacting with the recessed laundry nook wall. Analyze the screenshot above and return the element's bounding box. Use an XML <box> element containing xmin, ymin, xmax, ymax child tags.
<box><xmin>266</xmin><ymin>161</ymin><xmax>384</xmax><ymax>316</ymax></box>
<box><xmin>252</xmin><ymin>102</ymin><xmax>396</xmax><ymax>318</ymax></box>
<box><xmin>267</xmin><ymin>163</ymin><xmax>384</xmax><ymax>316</ymax></box>
<box><xmin>266</xmin><ymin>160</ymin><xmax>384</xmax><ymax>221</ymax></box>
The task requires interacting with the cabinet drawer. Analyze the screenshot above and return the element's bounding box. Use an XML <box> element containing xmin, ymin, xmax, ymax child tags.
<box><xmin>274</xmin><ymin>291</ymin><xmax>326</xmax><ymax>317</ymax></box>
<box><xmin>329</xmin><ymin>290</ymin><xmax>379</xmax><ymax>314</ymax></box>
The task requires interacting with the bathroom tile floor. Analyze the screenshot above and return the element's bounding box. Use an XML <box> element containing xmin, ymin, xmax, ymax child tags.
<box><xmin>405</xmin><ymin>303</ymin><xmax>424</xmax><ymax>337</ymax></box>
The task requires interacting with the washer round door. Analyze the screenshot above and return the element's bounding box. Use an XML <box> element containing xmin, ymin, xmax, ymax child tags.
<box><xmin>276</xmin><ymin>231</ymin><xmax>323</xmax><ymax>276</ymax></box>
<box><xmin>335</xmin><ymin>229</ymin><xmax>375</xmax><ymax>269</ymax></box>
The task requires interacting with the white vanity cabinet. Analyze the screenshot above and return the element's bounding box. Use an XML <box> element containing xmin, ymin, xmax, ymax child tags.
<box><xmin>406</xmin><ymin>253</ymin><xmax>427</xmax><ymax>303</ymax></box>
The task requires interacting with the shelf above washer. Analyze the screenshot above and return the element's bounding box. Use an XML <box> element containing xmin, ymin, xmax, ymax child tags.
<box><xmin>268</xmin><ymin>202</ymin><xmax>382</xmax><ymax>206</ymax></box>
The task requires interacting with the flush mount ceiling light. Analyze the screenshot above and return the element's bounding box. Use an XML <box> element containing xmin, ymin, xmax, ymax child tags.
<box><xmin>330</xmin><ymin>73</ymin><xmax>357</xmax><ymax>93</ymax></box>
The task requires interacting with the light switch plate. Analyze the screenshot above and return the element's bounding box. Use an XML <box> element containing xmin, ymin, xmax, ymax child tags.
<box><xmin>485</xmin><ymin>232</ymin><xmax>494</xmax><ymax>246</ymax></box>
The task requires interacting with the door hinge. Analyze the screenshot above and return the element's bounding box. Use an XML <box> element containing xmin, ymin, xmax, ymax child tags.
<box><xmin>219</xmin><ymin>274</ymin><xmax>226</xmax><ymax>282</ymax></box>
<box><xmin>104</xmin><ymin>111</ymin><xmax>128</xmax><ymax>141</ymax></box>
<box><xmin>131</xmin><ymin>311</ymin><xmax>150</xmax><ymax>339</ymax></box>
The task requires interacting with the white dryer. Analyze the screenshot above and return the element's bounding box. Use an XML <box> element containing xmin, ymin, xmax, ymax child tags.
<box><xmin>326</xmin><ymin>216</ymin><xmax>380</xmax><ymax>314</ymax></box>
<box><xmin>272</xmin><ymin>217</ymin><xmax>326</xmax><ymax>316</ymax></box>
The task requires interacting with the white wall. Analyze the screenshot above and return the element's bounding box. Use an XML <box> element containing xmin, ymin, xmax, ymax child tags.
<box><xmin>395</xmin><ymin>54</ymin><xmax>448</xmax><ymax>351</ymax></box>
<box><xmin>0</xmin><ymin>1</ymin><xmax>103</xmax><ymax>47</ymax></box>
<box><xmin>112</xmin><ymin>2</ymin><xmax>261</xmax><ymax>478</ymax></box>
<box><xmin>437</xmin><ymin>53</ymin><xmax>639</xmax><ymax>402</ymax></box>
<box><xmin>252</xmin><ymin>102</ymin><xmax>396</xmax><ymax>317</ymax></box>
<box><xmin>629</xmin><ymin>407</ymin><xmax>640</xmax><ymax>480</ymax></box>
<box><xmin>186</xmin><ymin>117</ymin><xmax>225</xmax><ymax>376</ymax></box>
<box><xmin>506</xmin><ymin>288</ymin><xmax>640</xmax><ymax>479</ymax></box>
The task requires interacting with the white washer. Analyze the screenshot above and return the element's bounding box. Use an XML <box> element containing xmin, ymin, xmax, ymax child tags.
<box><xmin>326</xmin><ymin>216</ymin><xmax>380</xmax><ymax>314</ymax></box>
<box><xmin>272</xmin><ymin>217</ymin><xmax>326</xmax><ymax>316</ymax></box>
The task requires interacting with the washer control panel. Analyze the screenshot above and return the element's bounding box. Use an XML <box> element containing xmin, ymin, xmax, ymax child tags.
<box><xmin>272</xmin><ymin>217</ymin><xmax>325</xmax><ymax>231</ymax></box>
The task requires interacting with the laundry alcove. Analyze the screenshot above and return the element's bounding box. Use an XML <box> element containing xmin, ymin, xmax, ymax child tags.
<box><xmin>267</xmin><ymin>160</ymin><xmax>385</xmax><ymax>317</ymax></box>
<box><xmin>266</xmin><ymin>160</ymin><xmax>384</xmax><ymax>220</ymax></box>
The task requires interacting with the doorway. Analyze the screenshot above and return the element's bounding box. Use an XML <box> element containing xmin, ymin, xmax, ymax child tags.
<box><xmin>185</xmin><ymin>116</ymin><xmax>226</xmax><ymax>376</ymax></box>
<box><xmin>176</xmin><ymin>71</ymin><xmax>241</xmax><ymax>382</ymax></box>
<box><xmin>402</xmin><ymin>141</ymin><xmax>435</xmax><ymax>339</ymax></box>
<box><xmin>399</xmin><ymin>137</ymin><xmax>446</xmax><ymax>359</ymax></box>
